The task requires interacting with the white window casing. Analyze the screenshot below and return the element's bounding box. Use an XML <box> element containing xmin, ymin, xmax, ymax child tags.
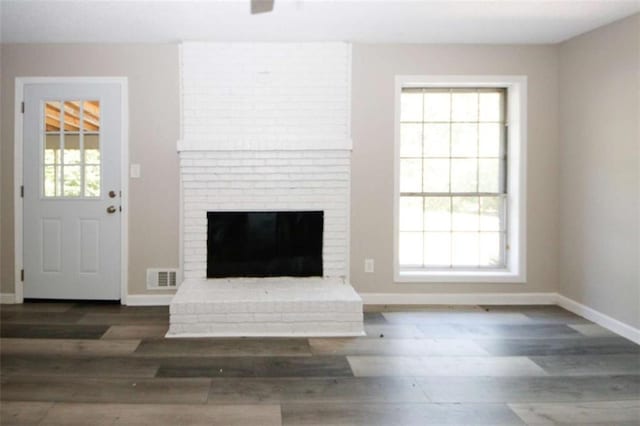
<box><xmin>394</xmin><ymin>75</ymin><xmax>527</xmax><ymax>283</ymax></box>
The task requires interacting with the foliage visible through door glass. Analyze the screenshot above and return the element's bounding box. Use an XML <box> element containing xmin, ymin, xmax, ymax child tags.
<box><xmin>43</xmin><ymin>100</ymin><xmax>101</xmax><ymax>198</ymax></box>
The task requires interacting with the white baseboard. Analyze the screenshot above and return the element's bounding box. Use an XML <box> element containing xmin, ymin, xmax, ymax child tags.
<box><xmin>0</xmin><ymin>293</ymin><xmax>16</xmax><ymax>304</ymax></box>
<box><xmin>556</xmin><ymin>294</ymin><xmax>640</xmax><ymax>345</ymax></box>
<box><xmin>126</xmin><ymin>294</ymin><xmax>174</xmax><ymax>306</ymax></box>
<box><xmin>359</xmin><ymin>292</ymin><xmax>557</xmax><ymax>305</ymax></box>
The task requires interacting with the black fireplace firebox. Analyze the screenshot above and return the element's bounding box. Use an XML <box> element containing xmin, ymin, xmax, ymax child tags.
<box><xmin>207</xmin><ymin>211</ymin><xmax>323</xmax><ymax>278</ymax></box>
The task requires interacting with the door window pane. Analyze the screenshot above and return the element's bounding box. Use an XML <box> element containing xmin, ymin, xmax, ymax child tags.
<box><xmin>82</xmin><ymin>101</ymin><xmax>100</xmax><ymax>132</ymax></box>
<box><xmin>63</xmin><ymin>165</ymin><xmax>82</xmax><ymax>196</ymax></box>
<box><xmin>42</xmin><ymin>99</ymin><xmax>101</xmax><ymax>198</ymax></box>
<box><xmin>63</xmin><ymin>101</ymin><xmax>81</xmax><ymax>132</ymax></box>
<box><xmin>44</xmin><ymin>165</ymin><xmax>61</xmax><ymax>197</ymax></box>
<box><xmin>44</xmin><ymin>134</ymin><xmax>61</xmax><ymax>164</ymax></box>
<box><xmin>84</xmin><ymin>134</ymin><xmax>100</xmax><ymax>164</ymax></box>
<box><xmin>85</xmin><ymin>165</ymin><xmax>101</xmax><ymax>197</ymax></box>
<box><xmin>63</xmin><ymin>134</ymin><xmax>81</xmax><ymax>164</ymax></box>
<box><xmin>45</xmin><ymin>101</ymin><xmax>61</xmax><ymax>131</ymax></box>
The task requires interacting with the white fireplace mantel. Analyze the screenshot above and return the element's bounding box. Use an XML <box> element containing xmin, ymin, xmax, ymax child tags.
<box><xmin>177</xmin><ymin>137</ymin><xmax>353</xmax><ymax>152</ymax></box>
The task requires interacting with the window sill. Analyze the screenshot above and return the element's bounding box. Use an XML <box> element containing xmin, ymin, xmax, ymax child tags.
<box><xmin>396</xmin><ymin>269</ymin><xmax>525</xmax><ymax>283</ymax></box>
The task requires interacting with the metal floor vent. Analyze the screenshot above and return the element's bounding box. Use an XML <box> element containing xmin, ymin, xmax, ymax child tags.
<box><xmin>147</xmin><ymin>269</ymin><xmax>178</xmax><ymax>290</ymax></box>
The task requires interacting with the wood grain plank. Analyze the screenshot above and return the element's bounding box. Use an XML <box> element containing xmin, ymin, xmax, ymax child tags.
<box><xmin>0</xmin><ymin>338</ymin><xmax>140</xmax><ymax>356</ymax></box>
<box><xmin>37</xmin><ymin>402</ymin><xmax>281</xmax><ymax>426</ymax></box>
<box><xmin>1</xmin><ymin>376</ymin><xmax>212</xmax><ymax>404</ymax></box>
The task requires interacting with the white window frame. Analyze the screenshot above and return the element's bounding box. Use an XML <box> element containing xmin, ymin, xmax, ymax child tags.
<box><xmin>393</xmin><ymin>75</ymin><xmax>527</xmax><ymax>283</ymax></box>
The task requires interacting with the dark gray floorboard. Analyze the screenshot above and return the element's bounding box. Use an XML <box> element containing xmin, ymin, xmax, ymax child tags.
<box><xmin>1</xmin><ymin>376</ymin><xmax>212</xmax><ymax>404</ymax></box>
<box><xmin>0</xmin><ymin>401</ymin><xmax>54</xmax><ymax>426</ymax></box>
<box><xmin>476</xmin><ymin>336</ymin><xmax>640</xmax><ymax>356</ymax></box>
<box><xmin>77</xmin><ymin>313</ymin><xmax>169</xmax><ymax>325</ymax></box>
<box><xmin>382</xmin><ymin>311</ymin><xmax>534</xmax><ymax>325</ymax></box>
<box><xmin>0</xmin><ymin>323</ymin><xmax>109</xmax><ymax>339</ymax></box>
<box><xmin>309</xmin><ymin>337</ymin><xmax>488</xmax><ymax>356</ymax></box>
<box><xmin>0</xmin><ymin>354</ymin><xmax>159</xmax><ymax>378</ymax></box>
<box><xmin>135</xmin><ymin>337</ymin><xmax>312</xmax><ymax>357</ymax></box>
<box><xmin>34</xmin><ymin>402</ymin><xmax>282</xmax><ymax>426</ymax></box>
<box><xmin>67</xmin><ymin>303</ymin><xmax>169</xmax><ymax>315</ymax></box>
<box><xmin>207</xmin><ymin>377</ymin><xmax>427</xmax><ymax>404</ymax></box>
<box><xmin>417</xmin><ymin>323</ymin><xmax>583</xmax><ymax>339</ymax></box>
<box><xmin>0</xmin><ymin>302</ymin><xmax>74</xmax><ymax>313</ymax></box>
<box><xmin>281</xmin><ymin>402</ymin><xmax>525</xmax><ymax>425</ymax></box>
<box><xmin>0</xmin><ymin>338</ymin><xmax>140</xmax><ymax>356</ymax></box>
<box><xmin>530</xmin><ymin>354</ymin><xmax>640</xmax><ymax>375</ymax></box>
<box><xmin>479</xmin><ymin>305</ymin><xmax>592</xmax><ymax>324</ymax></box>
<box><xmin>0</xmin><ymin>311</ymin><xmax>84</xmax><ymax>324</ymax></box>
<box><xmin>417</xmin><ymin>375</ymin><xmax>640</xmax><ymax>403</ymax></box>
<box><xmin>157</xmin><ymin>356</ymin><xmax>353</xmax><ymax>378</ymax></box>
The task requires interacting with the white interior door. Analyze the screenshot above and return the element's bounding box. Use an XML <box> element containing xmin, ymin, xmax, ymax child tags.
<box><xmin>23</xmin><ymin>82</ymin><xmax>122</xmax><ymax>300</ymax></box>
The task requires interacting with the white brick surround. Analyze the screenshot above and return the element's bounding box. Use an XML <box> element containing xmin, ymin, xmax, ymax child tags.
<box><xmin>180</xmin><ymin>149</ymin><xmax>350</xmax><ymax>279</ymax></box>
<box><xmin>172</xmin><ymin>42</ymin><xmax>362</xmax><ymax>337</ymax></box>
<box><xmin>179</xmin><ymin>42</ymin><xmax>352</xmax><ymax>151</ymax></box>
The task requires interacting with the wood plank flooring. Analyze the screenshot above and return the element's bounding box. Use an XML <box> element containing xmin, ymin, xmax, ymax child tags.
<box><xmin>0</xmin><ymin>302</ymin><xmax>638</xmax><ymax>425</ymax></box>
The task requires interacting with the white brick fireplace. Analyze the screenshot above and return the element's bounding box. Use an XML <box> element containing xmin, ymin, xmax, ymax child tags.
<box><xmin>168</xmin><ymin>42</ymin><xmax>363</xmax><ymax>337</ymax></box>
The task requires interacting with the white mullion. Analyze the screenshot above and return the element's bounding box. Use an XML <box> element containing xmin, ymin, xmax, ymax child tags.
<box><xmin>448</xmin><ymin>89</ymin><xmax>453</xmax><ymax>268</ymax></box>
<box><xmin>476</xmin><ymin>90</ymin><xmax>481</xmax><ymax>267</ymax></box>
<box><xmin>79</xmin><ymin>101</ymin><xmax>85</xmax><ymax>197</ymax></box>
<box><xmin>420</xmin><ymin>89</ymin><xmax>426</xmax><ymax>268</ymax></box>
<box><xmin>59</xmin><ymin>100</ymin><xmax>65</xmax><ymax>197</ymax></box>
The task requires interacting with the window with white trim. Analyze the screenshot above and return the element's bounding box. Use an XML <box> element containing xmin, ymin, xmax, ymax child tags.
<box><xmin>395</xmin><ymin>76</ymin><xmax>526</xmax><ymax>282</ymax></box>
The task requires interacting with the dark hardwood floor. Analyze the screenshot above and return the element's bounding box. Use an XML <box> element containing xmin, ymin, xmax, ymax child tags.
<box><xmin>0</xmin><ymin>302</ymin><xmax>638</xmax><ymax>425</ymax></box>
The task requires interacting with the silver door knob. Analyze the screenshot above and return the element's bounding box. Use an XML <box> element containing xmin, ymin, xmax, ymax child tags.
<box><xmin>106</xmin><ymin>205</ymin><xmax>117</xmax><ymax>214</ymax></box>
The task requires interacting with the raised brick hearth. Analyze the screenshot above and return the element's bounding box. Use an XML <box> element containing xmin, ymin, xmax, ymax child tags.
<box><xmin>168</xmin><ymin>278</ymin><xmax>363</xmax><ymax>337</ymax></box>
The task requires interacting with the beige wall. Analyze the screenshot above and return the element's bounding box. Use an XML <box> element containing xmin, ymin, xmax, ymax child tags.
<box><xmin>0</xmin><ymin>44</ymin><xmax>180</xmax><ymax>296</ymax></box>
<box><xmin>350</xmin><ymin>44</ymin><xmax>560</xmax><ymax>294</ymax></box>
<box><xmin>2</xmin><ymin>31</ymin><xmax>634</xmax><ymax>316</ymax></box>
<box><xmin>559</xmin><ymin>14</ymin><xmax>640</xmax><ymax>328</ymax></box>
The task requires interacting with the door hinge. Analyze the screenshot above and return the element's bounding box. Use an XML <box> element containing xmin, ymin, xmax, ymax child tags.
<box><xmin>21</xmin><ymin>102</ymin><xmax>25</xmax><ymax>114</ymax></box>
<box><xmin>21</xmin><ymin>269</ymin><xmax>24</xmax><ymax>282</ymax></box>
<box><xmin>21</xmin><ymin>185</ymin><xmax>24</xmax><ymax>198</ymax></box>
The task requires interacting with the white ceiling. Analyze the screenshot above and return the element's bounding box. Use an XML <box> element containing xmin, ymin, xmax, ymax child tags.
<box><xmin>1</xmin><ymin>0</ymin><xmax>639</xmax><ymax>44</ymax></box>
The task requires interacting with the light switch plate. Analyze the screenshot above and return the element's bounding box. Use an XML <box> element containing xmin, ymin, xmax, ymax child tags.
<box><xmin>130</xmin><ymin>163</ymin><xmax>141</xmax><ymax>178</ymax></box>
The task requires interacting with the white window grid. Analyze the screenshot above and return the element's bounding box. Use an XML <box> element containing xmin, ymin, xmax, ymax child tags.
<box><xmin>399</xmin><ymin>87</ymin><xmax>508</xmax><ymax>270</ymax></box>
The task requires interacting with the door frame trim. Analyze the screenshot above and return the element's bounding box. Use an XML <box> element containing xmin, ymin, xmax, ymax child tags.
<box><xmin>14</xmin><ymin>77</ymin><xmax>130</xmax><ymax>304</ymax></box>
